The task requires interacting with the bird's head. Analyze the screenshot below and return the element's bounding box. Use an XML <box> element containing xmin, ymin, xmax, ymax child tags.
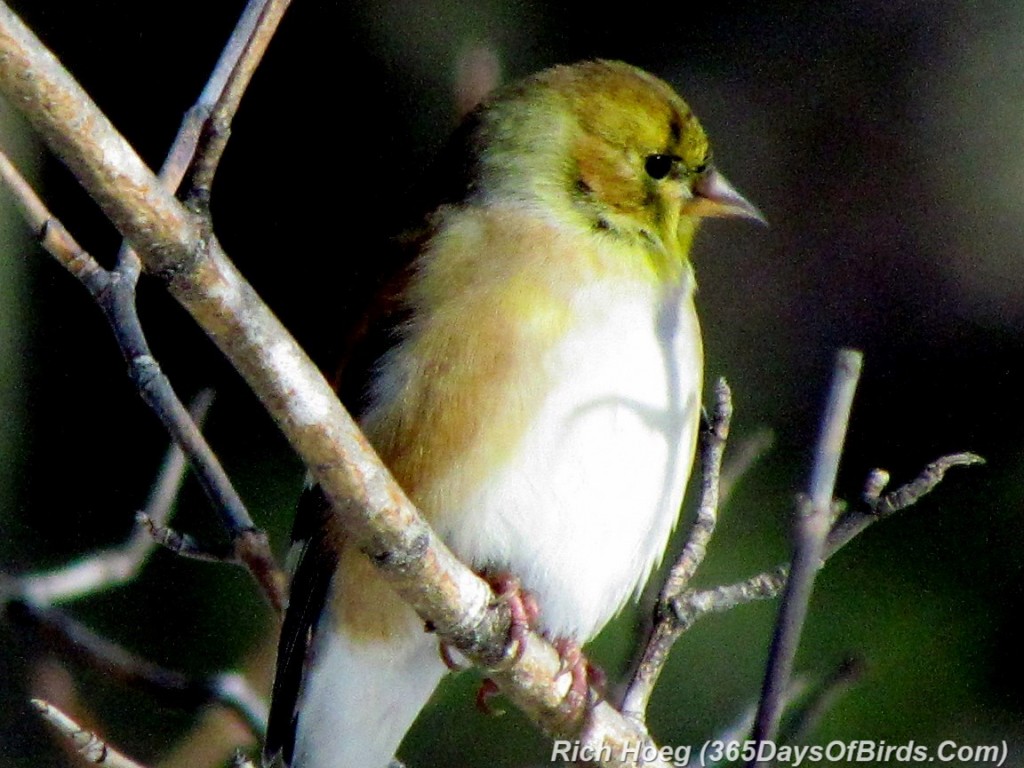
<box><xmin>471</xmin><ymin>60</ymin><xmax>763</xmax><ymax>279</ymax></box>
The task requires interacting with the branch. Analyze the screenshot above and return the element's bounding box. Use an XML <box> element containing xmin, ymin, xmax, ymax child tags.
<box><xmin>620</xmin><ymin>378</ymin><xmax>732</xmax><ymax>718</ymax></box>
<box><xmin>31</xmin><ymin>698</ymin><xmax>150</xmax><ymax>768</ymax></box>
<box><xmin>185</xmin><ymin>0</ymin><xmax>293</xmax><ymax>200</ymax></box>
<box><xmin>668</xmin><ymin>448</ymin><xmax>982</xmax><ymax>629</ymax></box>
<box><xmin>749</xmin><ymin>349</ymin><xmax>863</xmax><ymax>762</ymax></box>
<box><xmin>778</xmin><ymin>655</ymin><xmax>865</xmax><ymax>745</ymax></box>
<box><xmin>13</xmin><ymin>391</ymin><xmax>208</xmax><ymax>605</ymax></box>
<box><xmin>0</xmin><ymin>7</ymin><xmax>664</xmax><ymax>763</ymax></box>
<box><xmin>829</xmin><ymin>451</ymin><xmax>984</xmax><ymax>555</ymax></box>
<box><xmin>11</xmin><ymin>600</ymin><xmax>268</xmax><ymax>739</ymax></box>
<box><xmin>719</xmin><ymin>427</ymin><xmax>773</xmax><ymax>508</ymax></box>
<box><xmin>0</xmin><ymin>145</ymin><xmax>284</xmax><ymax>613</ymax></box>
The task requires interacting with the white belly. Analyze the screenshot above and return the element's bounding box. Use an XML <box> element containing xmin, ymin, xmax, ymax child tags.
<box><xmin>442</xmin><ymin>274</ymin><xmax>702</xmax><ymax>640</ymax></box>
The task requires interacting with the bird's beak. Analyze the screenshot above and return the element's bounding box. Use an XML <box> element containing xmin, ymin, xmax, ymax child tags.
<box><xmin>685</xmin><ymin>168</ymin><xmax>767</xmax><ymax>225</ymax></box>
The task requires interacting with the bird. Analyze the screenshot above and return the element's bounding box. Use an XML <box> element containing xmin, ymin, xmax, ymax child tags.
<box><xmin>263</xmin><ymin>59</ymin><xmax>763</xmax><ymax>768</ymax></box>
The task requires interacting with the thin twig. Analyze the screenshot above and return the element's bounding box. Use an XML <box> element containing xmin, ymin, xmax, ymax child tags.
<box><xmin>31</xmin><ymin>698</ymin><xmax>149</xmax><ymax>768</ymax></box>
<box><xmin>115</xmin><ymin>0</ymin><xmax>292</xmax><ymax>267</ymax></box>
<box><xmin>0</xmin><ymin>145</ymin><xmax>284</xmax><ymax>613</ymax></box>
<box><xmin>668</xmin><ymin>447</ymin><xmax>982</xmax><ymax>629</ymax></box>
<box><xmin>620</xmin><ymin>378</ymin><xmax>732</xmax><ymax>718</ymax></box>
<box><xmin>664</xmin><ymin>379</ymin><xmax>733</xmax><ymax>594</ymax></box>
<box><xmin>749</xmin><ymin>349</ymin><xmax>862</xmax><ymax>763</ymax></box>
<box><xmin>138</xmin><ymin>514</ymin><xmax>238</xmax><ymax>563</ymax></box>
<box><xmin>719</xmin><ymin>428</ymin><xmax>774</xmax><ymax>508</ymax></box>
<box><xmin>187</xmin><ymin>0</ymin><xmax>294</xmax><ymax>200</ymax></box>
<box><xmin>671</xmin><ymin>565</ymin><xmax>790</xmax><ymax>629</ymax></box>
<box><xmin>828</xmin><ymin>452</ymin><xmax>984</xmax><ymax>556</ymax></box>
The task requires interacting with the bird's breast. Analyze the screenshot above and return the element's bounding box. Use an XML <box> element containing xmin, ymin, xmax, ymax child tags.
<box><xmin>360</xmin><ymin>204</ymin><xmax>703</xmax><ymax>641</ymax></box>
<box><xmin>441</xmin><ymin>271</ymin><xmax>702</xmax><ymax>639</ymax></box>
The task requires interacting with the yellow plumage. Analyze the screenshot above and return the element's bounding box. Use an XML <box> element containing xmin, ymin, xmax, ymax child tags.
<box><xmin>266</xmin><ymin>60</ymin><xmax>762</xmax><ymax>768</ymax></box>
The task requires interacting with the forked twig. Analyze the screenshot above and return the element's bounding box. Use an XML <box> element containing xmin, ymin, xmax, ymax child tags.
<box><xmin>0</xmin><ymin>147</ymin><xmax>284</xmax><ymax>613</ymax></box>
<box><xmin>621</xmin><ymin>378</ymin><xmax>732</xmax><ymax>717</ymax></box>
<box><xmin>15</xmin><ymin>391</ymin><xmax>210</xmax><ymax>605</ymax></box>
<box><xmin>666</xmin><ymin>449</ymin><xmax>982</xmax><ymax>629</ymax></box>
<box><xmin>748</xmin><ymin>349</ymin><xmax>863</xmax><ymax>762</ymax></box>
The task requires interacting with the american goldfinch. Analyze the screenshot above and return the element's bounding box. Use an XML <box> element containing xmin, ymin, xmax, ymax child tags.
<box><xmin>264</xmin><ymin>59</ymin><xmax>762</xmax><ymax>768</ymax></box>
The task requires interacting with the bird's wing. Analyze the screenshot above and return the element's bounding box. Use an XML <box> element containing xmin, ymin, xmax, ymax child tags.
<box><xmin>263</xmin><ymin>484</ymin><xmax>338</xmax><ymax>767</ymax></box>
<box><xmin>263</xmin><ymin>104</ymin><xmax>486</xmax><ymax>768</ymax></box>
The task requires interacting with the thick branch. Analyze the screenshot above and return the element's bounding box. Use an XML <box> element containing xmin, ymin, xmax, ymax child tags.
<box><xmin>0</xmin><ymin>6</ymin><xmax>661</xmax><ymax>761</ymax></box>
<box><xmin>0</xmin><ymin>6</ymin><xmax>201</xmax><ymax>278</ymax></box>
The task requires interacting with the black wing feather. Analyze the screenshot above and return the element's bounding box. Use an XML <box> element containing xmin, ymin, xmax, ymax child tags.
<box><xmin>263</xmin><ymin>485</ymin><xmax>338</xmax><ymax>767</ymax></box>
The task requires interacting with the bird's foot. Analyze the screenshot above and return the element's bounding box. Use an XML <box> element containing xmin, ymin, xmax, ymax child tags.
<box><xmin>438</xmin><ymin>640</ymin><xmax>468</xmax><ymax>671</ymax></box>
<box><xmin>475</xmin><ymin>677</ymin><xmax>505</xmax><ymax>716</ymax></box>
<box><xmin>435</xmin><ymin>572</ymin><xmax>539</xmax><ymax>671</ymax></box>
<box><xmin>471</xmin><ymin>572</ymin><xmax>543</xmax><ymax>716</ymax></box>
<box><xmin>486</xmin><ymin>572</ymin><xmax>541</xmax><ymax>662</ymax></box>
<box><xmin>552</xmin><ymin>637</ymin><xmax>604</xmax><ymax>719</ymax></box>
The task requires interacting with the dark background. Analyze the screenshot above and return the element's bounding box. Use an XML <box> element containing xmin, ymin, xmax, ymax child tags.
<box><xmin>1</xmin><ymin>1</ymin><xmax>1022</xmax><ymax>766</ymax></box>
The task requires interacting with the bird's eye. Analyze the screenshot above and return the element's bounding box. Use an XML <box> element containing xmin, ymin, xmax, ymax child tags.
<box><xmin>693</xmin><ymin>162</ymin><xmax>709</xmax><ymax>175</ymax></box>
<box><xmin>644</xmin><ymin>154</ymin><xmax>675</xmax><ymax>180</ymax></box>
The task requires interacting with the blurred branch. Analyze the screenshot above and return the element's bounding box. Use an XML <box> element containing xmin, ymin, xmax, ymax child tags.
<box><xmin>749</xmin><ymin>349</ymin><xmax>863</xmax><ymax>763</ymax></box>
<box><xmin>11</xmin><ymin>601</ymin><xmax>269</xmax><ymax>739</ymax></box>
<box><xmin>708</xmin><ymin>677</ymin><xmax>809</xmax><ymax>768</ymax></box>
<box><xmin>719</xmin><ymin>427</ymin><xmax>773</xmax><ymax>507</ymax></box>
<box><xmin>1</xmin><ymin>402</ymin><xmax>270</xmax><ymax>746</ymax></box>
<box><xmin>778</xmin><ymin>655</ymin><xmax>865</xmax><ymax>745</ymax></box>
<box><xmin>453</xmin><ymin>44</ymin><xmax>502</xmax><ymax>118</ymax></box>
<box><xmin>32</xmin><ymin>698</ymin><xmax>149</xmax><ymax>768</ymax></box>
<box><xmin>15</xmin><ymin>391</ymin><xmax>210</xmax><ymax>605</ymax></box>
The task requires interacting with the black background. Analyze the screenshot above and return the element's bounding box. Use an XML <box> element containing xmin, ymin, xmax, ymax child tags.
<box><xmin>1</xmin><ymin>1</ymin><xmax>1022</xmax><ymax>765</ymax></box>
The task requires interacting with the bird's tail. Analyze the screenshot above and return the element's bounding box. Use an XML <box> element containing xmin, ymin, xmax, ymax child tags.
<box><xmin>289</xmin><ymin>623</ymin><xmax>447</xmax><ymax>768</ymax></box>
